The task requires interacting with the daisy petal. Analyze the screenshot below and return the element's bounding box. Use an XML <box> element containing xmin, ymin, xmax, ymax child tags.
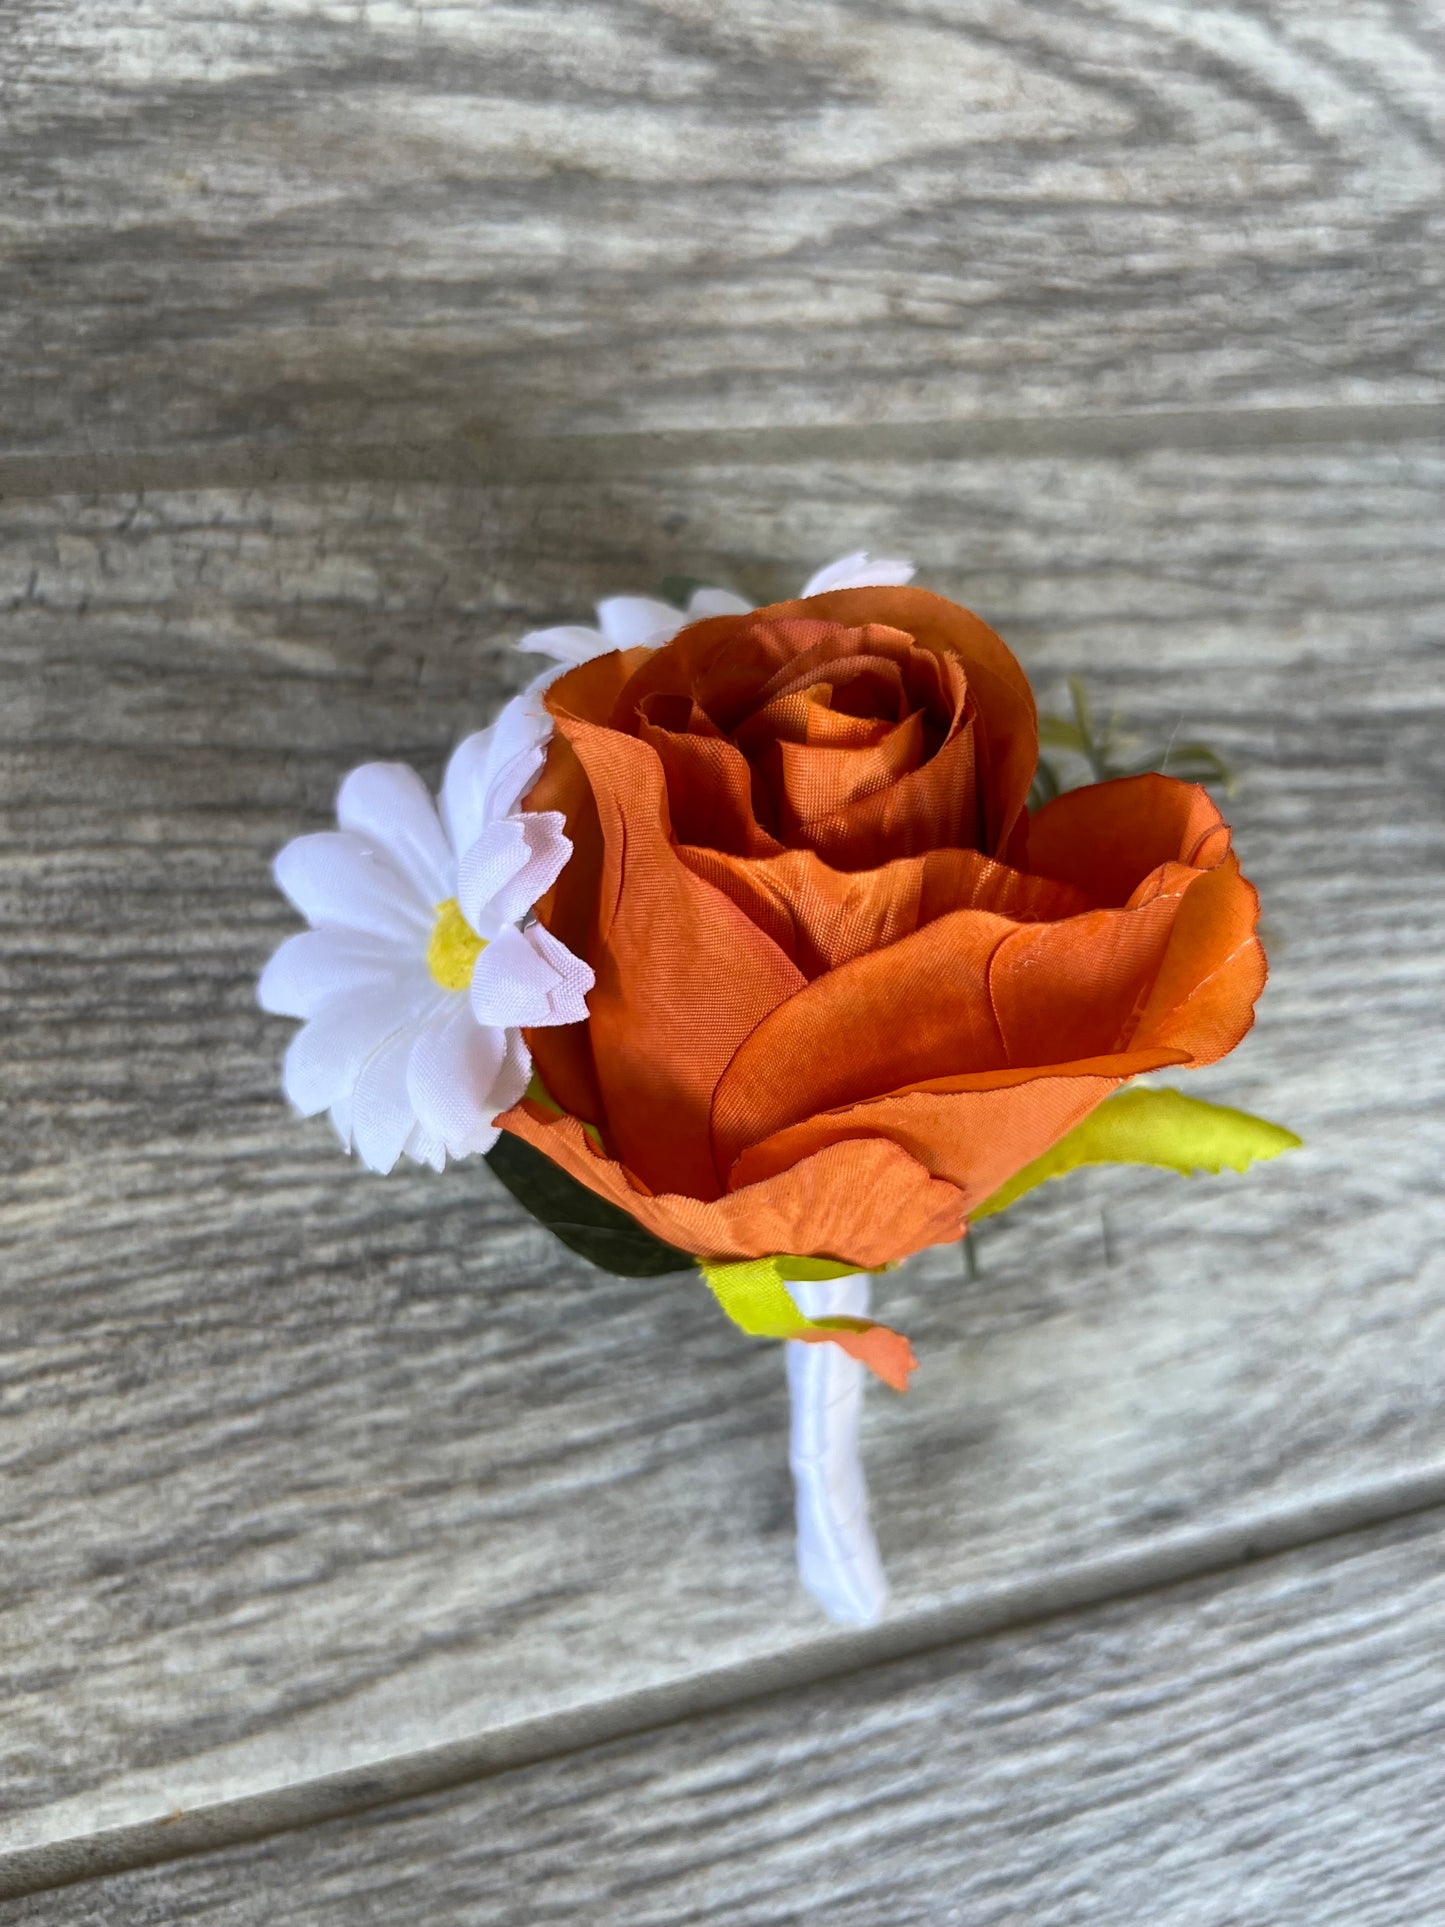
<box><xmin>455</xmin><ymin>817</ymin><xmax>529</xmax><ymax>937</ymax></box>
<box><xmin>258</xmin><ymin>928</ymin><xmax>403</xmax><ymax>1019</ymax></box>
<box><xmin>274</xmin><ymin>831</ymin><xmax>429</xmax><ymax>942</ymax></box>
<box><xmin>459</xmin><ymin>811</ymin><xmax>572</xmax><ymax>936</ymax></box>
<box><xmin>526</xmin><ymin>923</ymin><xmax>596</xmax><ymax>1025</ymax></box>
<box><xmin>470</xmin><ymin>922</ymin><xmax>595</xmax><ymax>1028</ymax></box>
<box><xmin>407</xmin><ymin>1001</ymin><xmax>508</xmax><ymax>1159</ymax></box>
<box><xmin>441</xmin><ymin>692</ymin><xmax>552</xmax><ymax>853</ymax></box>
<box><xmin>801</xmin><ymin>552</ymin><xmax>917</xmax><ymax>596</ymax></box>
<box><xmin>495</xmin><ymin>1029</ymin><xmax>533</xmax><ymax>1116</ymax></box>
<box><xmin>337</xmin><ymin>763</ymin><xmax>454</xmax><ymax>905</ymax></box>
<box><xmin>686</xmin><ymin>587</ymin><xmax>753</xmax><ymax>619</ymax></box>
<box><xmin>282</xmin><ymin>982</ymin><xmax>428</xmax><ymax>1118</ymax></box>
<box><xmin>596</xmin><ymin>595</ymin><xmax>689</xmax><ymax>649</ymax></box>
<box><xmin>352</xmin><ymin>1017</ymin><xmax>433</xmax><ymax>1174</ymax></box>
<box><xmin>403</xmin><ymin>1120</ymin><xmax>449</xmax><ymax>1173</ymax></box>
<box><xmin>516</xmin><ymin>623</ymin><xmax>609</xmax><ymax>666</ymax></box>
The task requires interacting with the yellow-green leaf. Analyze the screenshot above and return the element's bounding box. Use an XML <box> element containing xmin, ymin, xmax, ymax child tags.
<box><xmin>700</xmin><ymin>1255</ymin><xmax>810</xmax><ymax>1340</ymax></box>
<box><xmin>697</xmin><ymin>1256</ymin><xmax>917</xmax><ymax>1391</ymax></box>
<box><xmin>971</xmin><ymin>1087</ymin><xmax>1302</xmax><ymax>1221</ymax></box>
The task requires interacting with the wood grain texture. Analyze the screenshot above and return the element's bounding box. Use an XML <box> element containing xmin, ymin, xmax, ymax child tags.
<box><xmin>1</xmin><ymin>0</ymin><xmax>1441</xmax><ymax>455</ymax></box>
<box><xmin>8</xmin><ymin>1509</ymin><xmax>1445</xmax><ymax>1924</ymax></box>
<box><xmin>2</xmin><ymin>443</ymin><xmax>1443</xmax><ymax>1857</ymax></box>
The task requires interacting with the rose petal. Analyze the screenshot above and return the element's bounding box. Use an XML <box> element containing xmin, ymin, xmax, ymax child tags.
<box><xmin>554</xmin><ymin>713</ymin><xmax>805</xmax><ymax>1198</ymax></box>
<box><xmin>729</xmin><ymin>1064</ymin><xmax>1186</xmax><ymax>1211</ymax></box>
<box><xmin>986</xmin><ymin>895</ymin><xmax>1188</xmax><ymax>1065</ymax></box>
<box><xmin>1132</xmin><ymin>856</ymin><xmax>1267</xmax><ymax>1065</ymax></box>
<box><xmin>497</xmin><ymin>1104</ymin><xmax>965</xmax><ymax>1267</ymax></box>
<box><xmin>677</xmin><ymin>842</ymin><xmax>1090</xmax><ymax>978</ymax></box>
<box><xmin>770</xmin><ymin>710</ymin><xmax>926</xmax><ymax>833</ymax></box>
<box><xmin>1026</xmin><ymin>775</ymin><xmax>1228</xmax><ymax>908</ymax></box>
<box><xmin>709</xmin><ymin>909</ymin><xmax>1014</xmax><ymax>1178</ymax></box>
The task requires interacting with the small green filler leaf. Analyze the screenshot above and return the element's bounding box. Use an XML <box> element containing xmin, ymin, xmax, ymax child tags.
<box><xmin>971</xmin><ymin>1087</ymin><xmax>1302</xmax><ymax>1222</ymax></box>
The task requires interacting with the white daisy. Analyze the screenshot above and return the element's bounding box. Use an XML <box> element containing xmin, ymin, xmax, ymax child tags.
<box><xmin>515</xmin><ymin>551</ymin><xmax>916</xmax><ymax>669</ymax></box>
<box><xmin>258</xmin><ymin>692</ymin><xmax>594</xmax><ymax>1175</ymax></box>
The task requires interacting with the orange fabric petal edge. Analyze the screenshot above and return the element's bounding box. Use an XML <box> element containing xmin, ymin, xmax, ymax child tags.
<box><xmin>789</xmin><ymin>1323</ymin><xmax>920</xmax><ymax>1394</ymax></box>
<box><xmin>497</xmin><ymin>1102</ymin><xmax>967</xmax><ymax>1267</ymax></box>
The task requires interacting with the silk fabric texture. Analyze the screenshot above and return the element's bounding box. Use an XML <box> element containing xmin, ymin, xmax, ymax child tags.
<box><xmin>501</xmin><ymin>587</ymin><xmax>1266</xmax><ymax>1267</ymax></box>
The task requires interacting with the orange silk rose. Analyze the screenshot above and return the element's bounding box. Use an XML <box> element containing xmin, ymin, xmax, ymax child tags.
<box><xmin>500</xmin><ymin>586</ymin><xmax>1266</xmax><ymax>1269</ymax></box>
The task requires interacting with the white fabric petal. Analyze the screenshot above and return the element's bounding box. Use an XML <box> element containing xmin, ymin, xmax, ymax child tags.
<box><xmin>525</xmin><ymin>923</ymin><xmax>595</xmax><ymax>1024</ymax></box>
<box><xmin>440</xmin><ymin>692</ymin><xmax>552</xmax><ymax>855</ymax></box>
<box><xmin>406</xmin><ymin>999</ymin><xmax>509</xmax><ymax>1160</ymax></box>
<box><xmin>454</xmin><ymin>817</ymin><xmax>529</xmax><ymax>938</ymax></box>
<box><xmin>336</xmin><ymin>763</ymin><xmax>454</xmax><ymax>906</ymax></box>
<box><xmin>458</xmin><ymin>812</ymin><xmax>572</xmax><ymax>938</ymax></box>
<box><xmin>274</xmin><ymin>831</ymin><xmax>430</xmax><ymax>943</ymax></box>
<box><xmin>351</xmin><ymin>1012</ymin><xmax>437</xmax><ymax>1175</ymax></box>
<box><xmin>494</xmin><ymin>1029</ymin><xmax>533</xmax><ymax>1117</ymax></box>
<box><xmin>685</xmin><ymin>587</ymin><xmax>753</xmax><ymax>619</ymax></box>
<box><xmin>470</xmin><ymin>922</ymin><xmax>594</xmax><ymax>1028</ymax></box>
<box><xmin>402</xmin><ymin>1120</ymin><xmax>449</xmax><ymax>1173</ymax></box>
<box><xmin>595</xmin><ymin>595</ymin><xmax>689</xmax><ymax>649</ymax></box>
<box><xmin>515</xmin><ymin>623</ymin><xmax>609</xmax><ymax>666</ymax></box>
<box><xmin>258</xmin><ymin>928</ymin><xmax>403</xmax><ymax>1019</ymax></box>
<box><xmin>801</xmin><ymin>552</ymin><xmax>916</xmax><ymax>596</ymax></box>
<box><xmin>525</xmin><ymin>660</ymin><xmax>571</xmax><ymax>696</ymax></box>
<box><xmin>281</xmin><ymin>980</ymin><xmax>429</xmax><ymax>1118</ymax></box>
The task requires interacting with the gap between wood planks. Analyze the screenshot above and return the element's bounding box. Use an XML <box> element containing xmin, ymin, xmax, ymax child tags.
<box><xmin>6</xmin><ymin>1459</ymin><xmax>1445</xmax><ymax>1905</ymax></box>
<box><xmin>0</xmin><ymin>403</ymin><xmax>1442</xmax><ymax>502</ymax></box>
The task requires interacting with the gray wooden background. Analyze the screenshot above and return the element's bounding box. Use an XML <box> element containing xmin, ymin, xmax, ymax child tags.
<box><xmin>2</xmin><ymin>2</ymin><xmax>1442</xmax><ymax>1920</ymax></box>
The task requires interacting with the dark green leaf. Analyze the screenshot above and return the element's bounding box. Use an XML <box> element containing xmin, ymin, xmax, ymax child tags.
<box><xmin>485</xmin><ymin>1130</ymin><xmax>696</xmax><ymax>1278</ymax></box>
<box><xmin>1028</xmin><ymin>756</ymin><xmax>1061</xmax><ymax>810</ymax></box>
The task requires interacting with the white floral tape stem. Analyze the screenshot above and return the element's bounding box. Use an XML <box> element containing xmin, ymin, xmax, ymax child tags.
<box><xmin>786</xmin><ymin>1274</ymin><xmax>889</xmax><ymax>1626</ymax></box>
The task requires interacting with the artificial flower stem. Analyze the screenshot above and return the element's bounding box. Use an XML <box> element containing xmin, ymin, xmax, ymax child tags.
<box><xmin>786</xmin><ymin>1273</ymin><xmax>888</xmax><ymax>1626</ymax></box>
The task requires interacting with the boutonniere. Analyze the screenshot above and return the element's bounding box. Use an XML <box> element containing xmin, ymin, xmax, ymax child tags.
<box><xmin>260</xmin><ymin>553</ymin><xmax>1297</xmax><ymax>1624</ymax></box>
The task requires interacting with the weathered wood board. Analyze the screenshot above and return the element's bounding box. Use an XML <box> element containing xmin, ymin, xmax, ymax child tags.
<box><xmin>3</xmin><ymin>441</ymin><xmax>1442</xmax><ymax>1866</ymax></box>
<box><xmin>8</xmin><ymin>1510</ymin><xmax>1444</xmax><ymax>1923</ymax></box>
<box><xmin>1</xmin><ymin>0</ymin><xmax>1441</xmax><ymax>456</ymax></box>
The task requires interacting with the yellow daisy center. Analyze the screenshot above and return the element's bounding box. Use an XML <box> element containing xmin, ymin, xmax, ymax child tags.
<box><xmin>426</xmin><ymin>897</ymin><xmax>486</xmax><ymax>992</ymax></box>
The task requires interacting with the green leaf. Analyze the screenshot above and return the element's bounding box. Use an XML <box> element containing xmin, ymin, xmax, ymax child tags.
<box><xmin>697</xmin><ymin>1255</ymin><xmax>917</xmax><ymax>1389</ymax></box>
<box><xmin>1037</xmin><ymin>717</ymin><xmax>1089</xmax><ymax>753</ymax></box>
<box><xmin>485</xmin><ymin>1131</ymin><xmax>695</xmax><ymax>1277</ymax></box>
<box><xmin>776</xmin><ymin>1255</ymin><xmax>865</xmax><ymax>1283</ymax></box>
<box><xmin>971</xmin><ymin>1087</ymin><xmax>1302</xmax><ymax>1221</ymax></box>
